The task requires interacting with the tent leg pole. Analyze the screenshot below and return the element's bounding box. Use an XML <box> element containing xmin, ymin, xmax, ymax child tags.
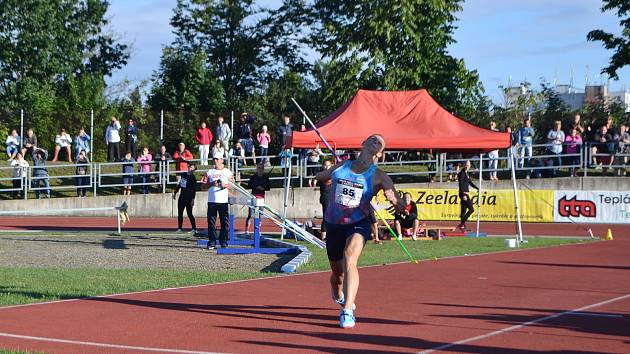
<box><xmin>281</xmin><ymin>149</ymin><xmax>292</xmax><ymax>240</ymax></box>
<box><xmin>476</xmin><ymin>154</ymin><xmax>482</xmax><ymax>237</ymax></box>
<box><xmin>509</xmin><ymin>148</ymin><xmax>524</xmax><ymax>245</ymax></box>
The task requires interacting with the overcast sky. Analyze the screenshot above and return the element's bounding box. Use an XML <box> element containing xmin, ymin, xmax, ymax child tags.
<box><xmin>107</xmin><ymin>0</ymin><xmax>630</xmax><ymax>104</ymax></box>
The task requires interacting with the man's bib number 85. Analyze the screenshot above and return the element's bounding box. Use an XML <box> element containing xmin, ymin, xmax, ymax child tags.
<box><xmin>335</xmin><ymin>178</ymin><xmax>364</xmax><ymax>208</ymax></box>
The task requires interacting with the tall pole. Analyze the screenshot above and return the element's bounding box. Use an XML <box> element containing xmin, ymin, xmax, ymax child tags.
<box><xmin>509</xmin><ymin>148</ymin><xmax>524</xmax><ymax>245</ymax></box>
<box><xmin>90</xmin><ymin>109</ymin><xmax>94</xmax><ymax>162</ymax></box>
<box><xmin>20</xmin><ymin>109</ymin><xmax>24</xmax><ymax>145</ymax></box>
<box><xmin>160</xmin><ymin>110</ymin><xmax>164</xmax><ymax>144</ymax></box>
<box><xmin>281</xmin><ymin>150</ymin><xmax>292</xmax><ymax>239</ymax></box>
<box><xmin>230</xmin><ymin>110</ymin><xmax>234</xmax><ymax>141</ymax></box>
<box><xmin>476</xmin><ymin>154</ymin><xmax>483</xmax><ymax>237</ymax></box>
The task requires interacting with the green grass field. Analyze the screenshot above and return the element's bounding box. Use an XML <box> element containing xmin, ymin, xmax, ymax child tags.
<box><xmin>0</xmin><ymin>236</ymin><xmax>592</xmax><ymax>307</ymax></box>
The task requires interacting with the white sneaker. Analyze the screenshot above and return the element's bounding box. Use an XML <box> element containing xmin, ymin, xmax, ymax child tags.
<box><xmin>397</xmin><ymin>235</ymin><xmax>403</xmax><ymax>240</ymax></box>
<box><xmin>188</xmin><ymin>229</ymin><xmax>197</xmax><ymax>234</ymax></box>
<box><xmin>412</xmin><ymin>236</ymin><xmax>417</xmax><ymax>241</ymax></box>
<box><xmin>175</xmin><ymin>229</ymin><xmax>184</xmax><ymax>233</ymax></box>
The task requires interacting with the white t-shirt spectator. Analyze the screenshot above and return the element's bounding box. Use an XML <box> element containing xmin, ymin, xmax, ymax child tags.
<box><xmin>105</xmin><ymin>121</ymin><xmax>121</xmax><ymax>143</ymax></box>
<box><xmin>206</xmin><ymin>167</ymin><xmax>233</xmax><ymax>203</ymax></box>
<box><xmin>55</xmin><ymin>133</ymin><xmax>72</xmax><ymax>147</ymax></box>
<box><xmin>547</xmin><ymin>129</ymin><xmax>565</xmax><ymax>154</ymax></box>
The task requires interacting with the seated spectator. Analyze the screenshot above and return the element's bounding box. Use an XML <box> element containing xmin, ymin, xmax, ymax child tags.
<box><xmin>32</xmin><ymin>148</ymin><xmax>50</xmax><ymax>199</ymax></box>
<box><xmin>211</xmin><ymin>140</ymin><xmax>225</xmax><ymax>165</ymax></box>
<box><xmin>52</xmin><ymin>128</ymin><xmax>73</xmax><ymax>162</ymax></box>
<box><xmin>74</xmin><ymin>128</ymin><xmax>91</xmax><ymax>160</ymax></box>
<box><xmin>546</xmin><ymin>120</ymin><xmax>565</xmax><ymax>178</ymax></box>
<box><xmin>137</xmin><ymin>146</ymin><xmax>153</xmax><ymax>194</ymax></box>
<box><xmin>236</xmin><ymin>112</ymin><xmax>256</xmax><ymax>164</ymax></box>
<box><xmin>10</xmin><ymin>152</ymin><xmax>28</xmax><ymax>198</ymax></box>
<box><xmin>5</xmin><ymin>129</ymin><xmax>20</xmax><ymax>160</ymax></box>
<box><xmin>121</xmin><ymin>151</ymin><xmax>135</xmax><ymax>196</ymax></box>
<box><xmin>75</xmin><ymin>150</ymin><xmax>90</xmax><ymax>197</ymax></box>
<box><xmin>594</xmin><ymin>125</ymin><xmax>614</xmax><ymax>173</ymax></box>
<box><xmin>256</xmin><ymin>125</ymin><xmax>271</xmax><ymax>165</ymax></box>
<box><xmin>21</xmin><ymin>129</ymin><xmax>37</xmax><ymax>159</ymax></box>
<box><xmin>307</xmin><ymin>144</ymin><xmax>323</xmax><ymax>187</ymax></box>
<box><xmin>394</xmin><ymin>192</ymin><xmax>420</xmax><ymax>240</ymax></box>
<box><xmin>615</xmin><ymin>124</ymin><xmax>630</xmax><ymax>176</ymax></box>
<box><xmin>564</xmin><ymin>128</ymin><xmax>582</xmax><ymax>177</ymax></box>
<box><xmin>229</xmin><ymin>141</ymin><xmax>246</xmax><ymax>180</ymax></box>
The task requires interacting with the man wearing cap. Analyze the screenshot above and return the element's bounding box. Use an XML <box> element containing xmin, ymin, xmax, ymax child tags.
<box><xmin>204</xmin><ymin>152</ymin><xmax>234</xmax><ymax>249</ymax></box>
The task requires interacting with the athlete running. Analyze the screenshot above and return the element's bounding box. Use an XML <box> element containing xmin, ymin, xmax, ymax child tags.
<box><xmin>316</xmin><ymin>134</ymin><xmax>406</xmax><ymax>328</ymax></box>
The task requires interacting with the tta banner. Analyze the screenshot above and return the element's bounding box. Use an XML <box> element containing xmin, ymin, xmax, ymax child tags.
<box><xmin>374</xmin><ymin>189</ymin><xmax>554</xmax><ymax>222</ymax></box>
<box><xmin>554</xmin><ymin>191</ymin><xmax>630</xmax><ymax>224</ymax></box>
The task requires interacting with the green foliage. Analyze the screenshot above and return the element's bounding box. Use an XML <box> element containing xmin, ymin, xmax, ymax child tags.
<box><xmin>587</xmin><ymin>0</ymin><xmax>630</xmax><ymax>80</ymax></box>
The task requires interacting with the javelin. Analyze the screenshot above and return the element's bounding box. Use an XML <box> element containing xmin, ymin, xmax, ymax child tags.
<box><xmin>291</xmin><ymin>98</ymin><xmax>418</xmax><ymax>263</ymax></box>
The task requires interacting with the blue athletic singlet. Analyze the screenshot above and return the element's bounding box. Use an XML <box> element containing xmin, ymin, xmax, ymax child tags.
<box><xmin>325</xmin><ymin>161</ymin><xmax>377</xmax><ymax>225</ymax></box>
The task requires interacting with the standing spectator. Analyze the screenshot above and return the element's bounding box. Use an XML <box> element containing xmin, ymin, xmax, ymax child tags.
<box><xmin>195</xmin><ymin>121</ymin><xmax>213</xmax><ymax>166</ymax></box>
<box><xmin>10</xmin><ymin>152</ymin><xmax>28</xmax><ymax>198</ymax></box>
<box><xmin>173</xmin><ymin>142</ymin><xmax>193</xmax><ymax>177</ymax></box>
<box><xmin>173</xmin><ymin>163</ymin><xmax>198</xmax><ymax>234</ymax></box>
<box><xmin>487</xmin><ymin>121</ymin><xmax>500</xmax><ymax>180</ymax></box>
<box><xmin>51</xmin><ymin>128</ymin><xmax>73</xmax><ymax>162</ymax></box>
<box><xmin>615</xmin><ymin>124</ymin><xmax>630</xmax><ymax>176</ymax></box>
<box><xmin>21</xmin><ymin>129</ymin><xmax>37</xmax><ymax>159</ymax></box>
<box><xmin>316</xmin><ymin>159</ymin><xmax>332</xmax><ymax>240</ymax></box>
<box><xmin>245</xmin><ymin>163</ymin><xmax>270</xmax><ymax>234</ymax></box>
<box><xmin>236</xmin><ymin>112</ymin><xmax>256</xmax><ymax>165</ymax></box>
<box><xmin>215</xmin><ymin>116</ymin><xmax>232</xmax><ymax>159</ymax></box>
<box><xmin>5</xmin><ymin>129</ymin><xmax>20</xmax><ymax>160</ymax></box>
<box><xmin>571</xmin><ymin>114</ymin><xmax>585</xmax><ymax>134</ymax></box>
<box><xmin>256</xmin><ymin>125</ymin><xmax>271</xmax><ymax>165</ymax></box>
<box><xmin>204</xmin><ymin>153</ymin><xmax>234</xmax><ymax>249</ymax></box>
<box><xmin>457</xmin><ymin>160</ymin><xmax>478</xmax><ymax>231</ymax></box>
<box><xmin>594</xmin><ymin>125</ymin><xmax>615</xmax><ymax>174</ymax></box>
<box><xmin>125</xmin><ymin>118</ymin><xmax>139</xmax><ymax>156</ymax></box>
<box><xmin>277</xmin><ymin>115</ymin><xmax>294</xmax><ymax>146</ymax></box>
<box><xmin>517</xmin><ymin>117</ymin><xmax>535</xmax><ymax>177</ymax></box>
<box><xmin>564</xmin><ymin>128</ymin><xmax>583</xmax><ymax>177</ymax></box>
<box><xmin>137</xmin><ymin>146</ymin><xmax>153</xmax><ymax>194</ymax></box>
<box><xmin>211</xmin><ymin>140</ymin><xmax>225</xmax><ymax>164</ymax></box>
<box><xmin>32</xmin><ymin>148</ymin><xmax>50</xmax><ymax>199</ymax></box>
<box><xmin>75</xmin><ymin>150</ymin><xmax>90</xmax><ymax>197</ymax></box>
<box><xmin>121</xmin><ymin>151</ymin><xmax>135</xmax><ymax>196</ymax></box>
<box><xmin>297</xmin><ymin>124</ymin><xmax>309</xmax><ymax>162</ymax></box>
<box><xmin>546</xmin><ymin>120</ymin><xmax>565</xmax><ymax>178</ymax></box>
<box><xmin>307</xmin><ymin>144</ymin><xmax>323</xmax><ymax>186</ymax></box>
<box><xmin>74</xmin><ymin>128</ymin><xmax>91</xmax><ymax>160</ymax></box>
<box><xmin>278</xmin><ymin>145</ymin><xmax>294</xmax><ymax>178</ymax></box>
<box><xmin>105</xmin><ymin>117</ymin><xmax>121</xmax><ymax>162</ymax></box>
<box><xmin>154</xmin><ymin>145</ymin><xmax>172</xmax><ymax>182</ymax></box>
<box><xmin>394</xmin><ymin>192</ymin><xmax>420</xmax><ymax>241</ymax></box>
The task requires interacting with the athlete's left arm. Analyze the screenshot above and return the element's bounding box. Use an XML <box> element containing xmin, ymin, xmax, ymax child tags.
<box><xmin>374</xmin><ymin>169</ymin><xmax>406</xmax><ymax>212</ymax></box>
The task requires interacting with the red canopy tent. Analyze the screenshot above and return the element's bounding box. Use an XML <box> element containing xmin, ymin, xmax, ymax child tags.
<box><xmin>288</xmin><ymin>89</ymin><xmax>510</xmax><ymax>152</ymax></box>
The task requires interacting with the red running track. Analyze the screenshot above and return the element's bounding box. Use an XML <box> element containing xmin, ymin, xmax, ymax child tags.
<box><xmin>0</xmin><ymin>229</ymin><xmax>628</xmax><ymax>352</ymax></box>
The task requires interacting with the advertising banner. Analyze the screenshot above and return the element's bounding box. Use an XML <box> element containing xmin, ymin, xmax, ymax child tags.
<box><xmin>554</xmin><ymin>190</ymin><xmax>630</xmax><ymax>224</ymax></box>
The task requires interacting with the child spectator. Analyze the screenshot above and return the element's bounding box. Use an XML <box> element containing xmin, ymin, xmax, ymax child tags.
<box><xmin>256</xmin><ymin>125</ymin><xmax>271</xmax><ymax>165</ymax></box>
<box><xmin>195</xmin><ymin>121</ymin><xmax>213</xmax><ymax>166</ymax></box>
<box><xmin>487</xmin><ymin>121</ymin><xmax>500</xmax><ymax>180</ymax></box>
<box><xmin>10</xmin><ymin>152</ymin><xmax>28</xmax><ymax>198</ymax></box>
<box><xmin>121</xmin><ymin>151</ymin><xmax>135</xmax><ymax>195</ymax></box>
<box><xmin>106</xmin><ymin>117</ymin><xmax>121</xmax><ymax>162</ymax></box>
<box><xmin>5</xmin><ymin>129</ymin><xmax>20</xmax><ymax>160</ymax></box>
<box><xmin>215</xmin><ymin>116</ymin><xmax>232</xmax><ymax>159</ymax></box>
<box><xmin>75</xmin><ymin>150</ymin><xmax>90</xmax><ymax>197</ymax></box>
<box><xmin>564</xmin><ymin>128</ymin><xmax>582</xmax><ymax>177</ymax></box>
<box><xmin>278</xmin><ymin>146</ymin><xmax>294</xmax><ymax>177</ymax></box>
<box><xmin>125</xmin><ymin>118</ymin><xmax>139</xmax><ymax>156</ymax></box>
<box><xmin>52</xmin><ymin>128</ymin><xmax>73</xmax><ymax>162</ymax></box>
<box><xmin>229</xmin><ymin>141</ymin><xmax>245</xmax><ymax>180</ymax></box>
<box><xmin>74</xmin><ymin>128</ymin><xmax>91</xmax><ymax>160</ymax></box>
<box><xmin>21</xmin><ymin>129</ymin><xmax>37</xmax><ymax>159</ymax></box>
<box><xmin>32</xmin><ymin>148</ymin><xmax>50</xmax><ymax>199</ymax></box>
<box><xmin>211</xmin><ymin>140</ymin><xmax>225</xmax><ymax>165</ymax></box>
<box><xmin>137</xmin><ymin>146</ymin><xmax>153</xmax><ymax>194</ymax></box>
<box><xmin>307</xmin><ymin>144</ymin><xmax>323</xmax><ymax>186</ymax></box>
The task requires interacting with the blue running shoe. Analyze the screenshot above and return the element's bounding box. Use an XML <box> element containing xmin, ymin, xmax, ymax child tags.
<box><xmin>339</xmin><ymin>309</ymin><xmax>355</xmax><ymax>328</ymax></box>
<box><xmin>333</xmin><ymin>296</ymin><xmax>356</xmax><ymax>311</ymax></box>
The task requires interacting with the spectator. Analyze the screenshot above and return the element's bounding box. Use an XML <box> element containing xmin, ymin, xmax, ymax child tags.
<box><xmin>203</xmin><ymin>152</ymin><xmax>234</xmax><ymax>249</ymax></box>
<box><xmin>571</xmin><ymin>114</ymin><xmax>585</xmax><ymax>134</ymax></box>
<box><xmin>278</xmin><ymin>145</ymin><xmax>294</xmax><ymax>177</ymax></box>
<box><xmin>75</xmin><ymin>150</ymin><xmax>90</xmax><ymax>197</ymax></box>
<box><xmin>615</xmin><ymin>124</ymin><xmax>630</xmax><ymax>176</ymax></box>
<box><xmin>121</xmin><ymin>151</ymin><xmax>135</xmax><ymax>196</ymax></box>
<box><xmin>211</xmin><ymin>140</ymin><xmax>225</xmax><ymax>164</ymax></box>
<box><xmin>517</xmin><ymin>117</ymin><xmax>535</xmax><ymax>177</ymax></box>
<box><xmin>5</xmin><ymin>129</ymin><xmax>20</xmax><ymax>160</ymax></box>
<box><xmin>307</xmin><ymin>144</ymin><xmax>323</xmax><ymax>186</ymax></box>
<box><xmin>74</xmin><ymin>128</ymin><xmax>91</xmax><ymax>160</ymax></box>
<box><xmin>236</xmin><ymin>112</ymin><xmax>256</xmax><ymax>165</ymax></box>
<box><xmin>245</xmin><ymin>163</ymin><xmax>270</xmax><ymax>234</ymax></box>
<box><xmin>32</xmin><ymin>148</ymin><xmax>50</xmax><ymax>199</ymax></box>
<box><xmin>256</xmin><ymin>125</ymin><xmax>271</xmax><ymax>165</ymax></box>
<box><xmin>277</xmin><ymin>115</ymin><xmax>294</xmax><ymax>146</ymax></box>
<box><xmin>51</xmin><ymin>128</ymin><xmax>73</xmax><ymax>162</ymax></box>
<box><xmin>316</xmin><ymin>160</ymin><xmax>332</xmax><ymax>240</ymax></box>
<box><xmin>487</xmin><ymin>121</ymin><xmax>499</xmax><ymax>180</ymax></box>
<box><xmin>125</xmin><ymin>118</ymin><xmax>139</xmax><ymax>156</ymax></box>
<box><xmin>10</xmin><ymin>152</ymin><xmax>28</xmax><ymax>198</ymax></box>
<box><xmin>173</xmin><ymin>142</ymin><xmax>193</xmax><ymax>177</ymax></box>
<box><xmin>21</xmin><ymin>129</ymin><xmax>37</xmax><ymax>160</ymax></box>
<box><xmin>215</xmin><ymin>116</ymin><xmax>232</xmax><ymax>159</ymax></box>
<box><xmin>297</xmin><ymin>124</ymin><xmax>308</xmax><ymax>161</ymax></box>
<box><xmin>546</xmin><ymin>120</ymin><xmax>565</xmax><ymax>178</ymax></box>
<box><xmin>137</xmin><ymin>146</ymin><xmax>153</xmax><ymax>194</ymax></box>
<box><xmin>195</xmin><ymin>121</ymin><xmax>213</xmax><ymax>166</ymax></box>
<box><xmin>106</xmin><ymin>117</ymin><xmax>121</xmax><ymax>162</ymax></box>
<box><xmin>564</xmin><ymin>128</ymin><xmax>582</xmax><ymax>177</ymax></box>
<box><xmin>230</xmin><ymin>141</ymin><xmax>245</xmax><ymax>179</ymax></box>
<box><xmin>394</xmin><ymin>192</ymin><xmax>420</xmax><ymax>241</ymax></box>
<box><xmin>154</xmin><ymin>145</ymin><xmax>172</xmax><ymax>182</ymax></box>
<box><xmin>173</xmin><ymin>163</ymin><xmax>198</xmax><ymax>234</ymax></box>
<box><xmin>457</xmin><ymin>160</ymin><xmax>478</xmax><ymax>231</ymax></box>
<box><xmin>594</xmin><ymin>125</ymin><xmax>614</xmax><ymax>173</ymax></box>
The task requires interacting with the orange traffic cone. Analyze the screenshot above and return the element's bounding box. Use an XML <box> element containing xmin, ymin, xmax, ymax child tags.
<box><xmin>605</xmin><ymin>228</ymin><xmax>613</xmax><ymax>240</ymax></box>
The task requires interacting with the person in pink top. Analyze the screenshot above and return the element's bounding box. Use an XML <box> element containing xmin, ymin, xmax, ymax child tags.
<box><xmin>564</xmin><ymin>128</ymin><xmax>582</xmax><ymax>177</ymax></box>
<box><xmin>256</xmin><ymin>125</ymin><xmax>271</xmax><ymax>165</ymax></box>
<box><xmin>195</xmin><ymin>121</ymin><xmax>213</xmax><ymax>166</ymax></box>
<box><xmin>137</xmin><ymin>146</ymin><xmax>153</xmax><ymax>194</ymax></box>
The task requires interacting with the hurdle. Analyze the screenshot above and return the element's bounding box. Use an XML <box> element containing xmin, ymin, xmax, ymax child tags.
<box><xmin>0</xmin><ymin>202</ymin><xmax>129</xmax><ymax>235</ymax></box>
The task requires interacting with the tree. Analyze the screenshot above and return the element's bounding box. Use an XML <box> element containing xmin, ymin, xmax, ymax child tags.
<box><xmin>309</xmin><ymin>0</ymin><xmax>486</xmax><ymax>119</ymax></box>
<box><xmin>587</xmin><ymin>0</ymin><xmax>630</xmax><ymax>80</ymax></box>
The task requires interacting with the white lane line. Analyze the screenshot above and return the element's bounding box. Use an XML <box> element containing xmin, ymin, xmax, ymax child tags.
<box><xmin>0</xmin><ymin>238</ymin><xmax>595</xmax><ymax>311</ymax></box>
<box><xmin>419</xmin><ymin>293</ymin><xmax>630</xmax><ymax>353</ymax></box>
<box><xmin>0</xmin><ymin>332</ymin><xmax>224</xmax><ymax>354</ymax></box>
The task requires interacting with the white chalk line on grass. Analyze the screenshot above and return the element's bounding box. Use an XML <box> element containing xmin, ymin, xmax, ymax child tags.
<box><xmin>0</xmin><ymin>332</ymin><xmax>224</xmax><ymax>354</ymax></box>
<box><xmin>0</xmin><ymin>237</ymin><xmax>598</xmax><ymax>311</ymax></box>
<box><xmin>418</xmin><ymin>293</ymin><xmax>630</xmax><ymax>354</ymax></box>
